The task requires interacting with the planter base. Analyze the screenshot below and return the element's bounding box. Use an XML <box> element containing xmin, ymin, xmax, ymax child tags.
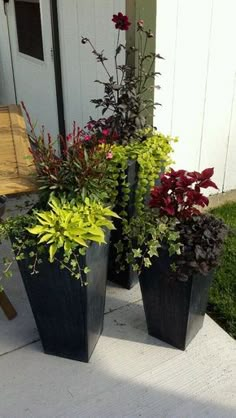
<box><xmin>108</xmin><ymin>264</ymin><xmax>138</xmax><ymax>290</ymax></box>
<box><xmin>16</xmin><ymin>241</ymin><xmax>109</xmax><ymax>362</ymax></box>
<box><xmin>139</xmin><ymin>251</ymin><xmax>213</xmax><ymax>350</ymax></box>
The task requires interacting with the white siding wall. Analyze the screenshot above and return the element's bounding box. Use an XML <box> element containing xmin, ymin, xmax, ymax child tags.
<box><xmin>58</xmin><ymin>0</ymin><xmax>125</xmax><ymax>134</ymax></box>
<box><xmin>0</xmin><ymin>2</ymin><xmax>15</xmax><ymax>104</ymax></box>
<box><xmin>154</xmin><ymin>0</ymin><xmax>236</xmax><ymax>193</ymax></box>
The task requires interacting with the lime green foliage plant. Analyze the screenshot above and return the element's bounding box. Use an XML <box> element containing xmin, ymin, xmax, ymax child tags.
<box><xmin>109</xmin><ymin>128</ymin><xmax>177</xmax><ymax>215</ymax></box>
<box><xmin>104</xmin><ymin>128</ymin><xmax>177</xmax><ymax>273</ymax></box>
<box><xmin>0</xmin><ymin>196</ymin><xmax>118</xmax><ymax>288</ymax></box>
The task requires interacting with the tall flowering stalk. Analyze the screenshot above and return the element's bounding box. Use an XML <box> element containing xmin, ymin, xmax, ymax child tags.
<box><xmin>82</xmin><ymin>12</ymin><xmax>163</xmax><ymax>144</ymax></box>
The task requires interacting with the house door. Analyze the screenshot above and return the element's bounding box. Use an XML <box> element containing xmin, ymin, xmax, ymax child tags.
<box><xmin>5</xmin><ymin>0</ymin><xmax>59</xmax><ymax>137</ymax></box>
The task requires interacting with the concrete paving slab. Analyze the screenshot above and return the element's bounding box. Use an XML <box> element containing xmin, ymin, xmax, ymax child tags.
<box><xmin>0</xmin><ymin>305</ymin><xmax>235</xmax><ymax>418</ymax></box>
<box><xmin>0</xmin><ymin>256</ymin><xmax>235</xmax><ymax>418</ymax></box>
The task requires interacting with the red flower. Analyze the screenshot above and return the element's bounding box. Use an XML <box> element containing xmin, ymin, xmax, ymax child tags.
<box><xmin>112</xmin><ymin>12</ymin><xmax>131</xmax><ymax>31</ymax></box>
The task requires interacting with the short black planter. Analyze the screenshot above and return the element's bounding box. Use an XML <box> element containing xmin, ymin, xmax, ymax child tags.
<box><xmin>16</xmin><ymin>240</ymin><xmax>109</xmax><ymax>362</ymax></box>
<box><xmin>139</xmin><ymin>250</ymin><xmax>213</xmax><ymax>350</ymax></box>
<box><xmin>108</xmin><ymin>160</ymin><xmax>138</xmax><ymax>289</ymax></box>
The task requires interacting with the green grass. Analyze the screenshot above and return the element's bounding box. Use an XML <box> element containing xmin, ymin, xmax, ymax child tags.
<box><xmin>207</xmin><ymin>202</ymin><xmax>236</xmax><ymax>339</ymax></box>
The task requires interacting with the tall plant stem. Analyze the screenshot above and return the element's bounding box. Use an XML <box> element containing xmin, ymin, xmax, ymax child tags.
<box><xmin>138</xmin><ymin>31</ymin><xmax>148</xmax><ymax>94</ymax></box>
<box><xmin>141</xmin><ymin>55</ymin><xmax>155</xmax><ymax>92</ymax></box>
<box><xmin>86</xmin><ymin>39</ymin><xmax>112</xmax><ymax>79</ymax></box>
<box><xmin>115</xmin><ymin>30</ymin><xmax>120</xmax><ymax>102</ymax></box>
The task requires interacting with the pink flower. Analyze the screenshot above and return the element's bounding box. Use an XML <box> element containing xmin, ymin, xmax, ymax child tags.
<box><xmin>106</xmin><ymin>151</ymin><xmax>113</xmax><ymax>160</ymax></box>
<box><xmin>137</xmin><ymin>19</ymin><xmax>144</xmax><ymax>28</ymax></box>
<box><xmin>84</xmin><ymin>135</ymin><xmax>91</xmax><ymax>141</ymax></box>
<box><xmin>66</xmin><ymin>133</ymin><xmax>72</xmax><ymax>141</ymax></box>
<box><xmin>102</xmin><ymin>129</ymin><xmax>110</xmax><ymax>136</ymax></box>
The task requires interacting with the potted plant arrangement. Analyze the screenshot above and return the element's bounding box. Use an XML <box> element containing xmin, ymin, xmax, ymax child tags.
<box><xmin>123</xmin><ymin>167</ymin><xmax>227</xmax><ymax>349</ymax></box>
<box><xmin>0</xmin><ymin>122</ymin><xmax>118</xmax><ymax>362</ymax></box>
<box><xmin>82</xmin><ymin>13</ymin><xmax>177</xmax><ymax>289</ymax></box>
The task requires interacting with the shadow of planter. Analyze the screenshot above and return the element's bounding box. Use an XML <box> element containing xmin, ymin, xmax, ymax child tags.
<box><xmin>139</xmin><ymin>250</ymin><xmax>213</xmax><ymax>350</ymax></box>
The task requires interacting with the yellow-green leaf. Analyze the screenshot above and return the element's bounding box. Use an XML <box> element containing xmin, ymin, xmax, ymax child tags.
<box><xmin>26</xmin><ymin>226</ymin><xmax>45</xmax><ymax>235</ymax></box>
<box><xmin>49</xmin><ymin>243</ymin><xmax>58</xmax><ymax>262</ymax></box>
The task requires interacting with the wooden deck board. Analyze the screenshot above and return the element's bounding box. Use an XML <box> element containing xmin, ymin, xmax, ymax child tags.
<box><xmin>0</xmin><ymin>105</ymin><xmax>37</xmax><ymax>195</ymax></box>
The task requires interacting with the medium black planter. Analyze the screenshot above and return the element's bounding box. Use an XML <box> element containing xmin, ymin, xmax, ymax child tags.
<box><xmin>108</xmin><ymin>160</ymin><xmax>138</xmax><ymax>289</ymax></box>
<box><xmin>16</xmin><ymin>240</ymin><xmax>109</xmax><ymax>362</ymax></box>
<box><xmin>139</xmin><ymin>250</ymin><xmax>213</xmax><ymax>350</ymax></box>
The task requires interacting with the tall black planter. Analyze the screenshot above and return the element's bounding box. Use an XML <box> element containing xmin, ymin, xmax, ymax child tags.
<box><xmin>16</xmin><ymin>240</ymin><xmax>109</xmax><ymax>362</ymax></box>
<box><xmin>108</xmin><ymin>160</ymin><xmax>138</xmax><ymax>289</ymax></box>
<box><xmin>139</xmin><ymin>250</ymin><xmax>213</xmax><ymax>350</ymax></box>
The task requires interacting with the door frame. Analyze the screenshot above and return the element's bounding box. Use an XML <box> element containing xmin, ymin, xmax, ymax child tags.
<box><xmin>4</xmin><ymin>0</ymin><xmax>65</xmax><ymax>146</ymax></box>
<box><xmin>50</xmin><ymin>0</ymin><xmax>65</xmax><ymax>143</ymax></box>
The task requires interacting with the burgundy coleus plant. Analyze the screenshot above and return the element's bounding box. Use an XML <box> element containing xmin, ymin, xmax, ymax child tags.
<box><xmin>149</xmin><ymin>168</ymin><xmax>218</xmax><ymax>220</ymax></box>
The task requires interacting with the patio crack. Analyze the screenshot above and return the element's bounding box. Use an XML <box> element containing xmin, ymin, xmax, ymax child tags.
<box><xmin>0</xmin><ymin>338</ymin><xmax>40</xmax><ymax>358</ymax></box>
<box><xmin>104</xmin><ymin>298</ymin><xmax>142</xmax><ymax>315</ymax></box>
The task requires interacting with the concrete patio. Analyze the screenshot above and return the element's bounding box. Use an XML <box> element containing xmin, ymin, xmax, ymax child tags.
<box><xmin>0</xmin><ymin>197</ymin><xmax>236</xmax><ymax>418</ymax></box>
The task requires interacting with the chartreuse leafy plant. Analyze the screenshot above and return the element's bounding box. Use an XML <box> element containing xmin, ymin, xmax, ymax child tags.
<box><xmin>0</xmin><ymin>196</ymin><xmax>119</xmax><ymax>288</ymax></box>
<box><xmin>107</xmin><ymin>128</ymin><xmax>176</xmax><ymax>213</ymax></box>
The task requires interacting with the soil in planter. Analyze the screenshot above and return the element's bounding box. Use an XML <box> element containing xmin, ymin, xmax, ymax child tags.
<box><xmin>139</xmin><ymin>250</ymin><xmax>213</xmax><ymax>350</ymax></box>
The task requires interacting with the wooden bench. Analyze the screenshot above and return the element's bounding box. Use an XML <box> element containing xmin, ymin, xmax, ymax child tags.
<box><xmin>0</xmin><ymin>104</ymin><xmax>37</xmax><ymax>320</ymax></box>
<box><xmin>0</xmin><ymin>104</ymin><xmax>36</xmax><ymax>195</ymax></box>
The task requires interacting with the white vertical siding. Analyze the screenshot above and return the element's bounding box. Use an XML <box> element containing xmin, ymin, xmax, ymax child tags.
<box><xmin>154</xmin><ymin>0</ymin><xmax>179</xmax><ymax>135</ymax></box>
<box><xmin>58</xmin><ymin>0</ymin><xmax>125</xmax><ymax>133</ymax></box>
<box><xmin>0</xmin><ymin>2</ymin><xmax>15</xmax><ymax>104</ymax></box>
<box><xmin>154</xmin><ymin>0</ymin><xmax>236</xmax><ymax>193</ymax></box>
<box><xmin>223</xmin><ymin>74</ymin><xmax>236</xmax><ymax>191</ymax></box>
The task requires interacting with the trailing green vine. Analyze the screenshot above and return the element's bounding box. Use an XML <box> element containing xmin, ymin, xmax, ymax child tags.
<box><xmin>105</xmin><ymin>128</ymin><xmax>178</xmax><ymax>273</ymax></box>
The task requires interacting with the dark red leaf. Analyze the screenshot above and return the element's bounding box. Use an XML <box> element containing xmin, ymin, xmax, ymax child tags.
<box><xmin>199</xmin><ymin>179</ymin><xmax>218</xmax><ymax>189</ymax></box>
<box><xmin>201</xmin><ymin>167</ymin><xmax>214</xmax><ymax>179</ymax></box>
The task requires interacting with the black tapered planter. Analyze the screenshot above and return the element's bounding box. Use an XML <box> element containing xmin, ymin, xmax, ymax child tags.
<box><xmin>139</xmin><ymin>250</ymin><xmax>213</xmax><ymax>350</ymax></box>
<box><xmin>16</xmin><ymin>239</ymin><xmax>109</xmax><ymax>362</ymax></box>
<box><xmin>108</xmin><ymin>160</ymin><xmax>138</xmax><ymax>289</ymax></box>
